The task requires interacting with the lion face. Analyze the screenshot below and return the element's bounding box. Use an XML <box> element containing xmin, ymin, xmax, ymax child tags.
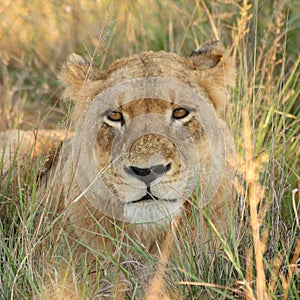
<box><xmin>59</xmin><ymin>40</ymin><xmax>236</xmax><ymax>232</ymax></box>
<box><xmin>94</xmin><ymin>98</ymin><xmax>204</xmax><ymax>222</ymax></box>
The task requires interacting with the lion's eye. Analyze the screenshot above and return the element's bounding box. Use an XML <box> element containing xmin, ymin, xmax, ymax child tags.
<box><xmin>172</xmin><ymin>107</ymin><xmax>189</xmax><ymax>119</ymax></box>
<box><xmin>107</xmin><ymin>111</ymin><xmax>124</xmax><ymax>122</ymax></box>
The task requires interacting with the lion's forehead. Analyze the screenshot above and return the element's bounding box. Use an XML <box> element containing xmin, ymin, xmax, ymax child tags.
<box><xmin>98</xmin><ymin>51</ymin><xmax>203</xmax><ymax>97</ymax></box>
<box><xmin>104</xmin><ymin>51</ymin><xmax>194</xmax><ymax>80</ymax></box>
<box><xmin>117</xmin><ymin>99</ymin><xmax>172</xmax><ymax>117</ymax></box>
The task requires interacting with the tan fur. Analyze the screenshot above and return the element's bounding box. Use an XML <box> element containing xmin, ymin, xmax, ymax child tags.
<box><xmin>59</xmin><ymin>40</ymin><xmax>235</xmax><ymax>119</ymax></box>
<box><xmin>0</xmin><ymin>129</ymin><xmax>72</xmax><ymax>177</ymax></box>
<box><xmin>1</xmin><ymin>40</ymin><xmax>236</xmax><ymax>296</ymax></box>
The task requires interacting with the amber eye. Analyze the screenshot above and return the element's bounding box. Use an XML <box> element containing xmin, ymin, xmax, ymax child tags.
<box><xmin>172</xmin><ymin>107</ymin><xmax>189</xmax><ymax>119</ymax></box>
<box><xmin>107</xmin><ymin>111</ymin><xmax>124</xmax><ymax>122</ymax></box>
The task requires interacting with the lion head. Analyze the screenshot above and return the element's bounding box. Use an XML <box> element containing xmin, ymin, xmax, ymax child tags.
<box><xmin>52</xmin><ymin>40</ymin><xmax>236</xmax><ymax>251</ymax></box>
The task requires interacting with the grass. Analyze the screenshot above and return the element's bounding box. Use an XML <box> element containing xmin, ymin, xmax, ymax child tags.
<box><xmin>0</xmin><ymin>0</ymin><xmax>299</xmax><ymax>299</ymax></box>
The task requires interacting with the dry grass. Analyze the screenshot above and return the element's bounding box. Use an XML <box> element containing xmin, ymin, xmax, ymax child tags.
<box><xmin>0</xmin><ymin>0</ymin><xmax>299</xmax><ymax>299</ymax></box>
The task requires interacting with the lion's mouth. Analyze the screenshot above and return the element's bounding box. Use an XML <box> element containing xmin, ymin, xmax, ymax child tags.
<box><xmin>131</xmin><ymin>194</ymin><xmax>158</xmax><ymax>203</ymax></box>
<box><xmin>129</xmin><ymin>188</ymin><xmax>177</xmax><ymax>204</ymax></box>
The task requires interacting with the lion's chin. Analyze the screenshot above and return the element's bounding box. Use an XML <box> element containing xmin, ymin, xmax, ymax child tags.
<box><xmin>123</xmin><ymin>198</ymin><xmax>181</xmax><ymax>224</ymax></box>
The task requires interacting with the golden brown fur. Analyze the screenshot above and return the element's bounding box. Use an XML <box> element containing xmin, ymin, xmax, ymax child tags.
<box><xmin>0</xmin><ymin>40</ymin><xmax>236</xmax><ymax>297</ymax></box>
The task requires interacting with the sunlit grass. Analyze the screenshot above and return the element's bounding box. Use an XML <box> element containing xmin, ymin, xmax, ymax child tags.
<box><xmin>0</xmin><ymin>0</ymin><xmax>299</xmax><ymax>299</ymax></box>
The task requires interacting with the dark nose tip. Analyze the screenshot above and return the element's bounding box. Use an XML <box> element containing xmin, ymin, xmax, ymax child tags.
<box><xmin>126</xmin><ymin>163</ymin><xmax>171</xmax><ymax>186</ymax></box>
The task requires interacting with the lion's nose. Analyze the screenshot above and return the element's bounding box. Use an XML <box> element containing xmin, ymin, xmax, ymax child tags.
<box><xmin>125</xmin><ymin>163</ymin><xmax>171</xmax><ymax>186</ymax></box>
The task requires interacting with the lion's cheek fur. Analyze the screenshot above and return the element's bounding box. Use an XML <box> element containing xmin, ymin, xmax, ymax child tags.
<box><xmin>60</xmin><ymin>168</ymin><xmax>166</xmax><ymax>254</ymax></box>
<box><xmin>63</xmin><ymin>194</ymin><xmax>168</xmax><ymax>254</ymax></box>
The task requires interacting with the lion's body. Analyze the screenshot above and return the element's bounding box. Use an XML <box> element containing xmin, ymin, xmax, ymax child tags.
<box><xmin>1</xmin><ymin>41</ymin><xmax>236</xmax><ymax>261</ymax></box>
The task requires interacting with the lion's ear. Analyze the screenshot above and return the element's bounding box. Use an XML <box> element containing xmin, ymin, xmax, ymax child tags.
<box><xmin>189</xmin><ymin>40</ymin><xmax>236</xmax><ymax>114</ymax></box>
<box><xmin>58</xmin><ymin>54</ymin><xmax>103</xmax><ymax>115</ymax></box>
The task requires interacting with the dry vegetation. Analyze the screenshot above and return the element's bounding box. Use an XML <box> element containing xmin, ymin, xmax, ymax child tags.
<box><xmin>0</xmin><ymin>0</ymin><xmax>299</xmax><ymax>299</ymax></box>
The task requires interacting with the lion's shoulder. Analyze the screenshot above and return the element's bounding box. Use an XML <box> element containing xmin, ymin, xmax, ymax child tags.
<box><xmin>0</xmin><ymin>129</ymin><xmax>72</xmax><ymax>175</ymax></box>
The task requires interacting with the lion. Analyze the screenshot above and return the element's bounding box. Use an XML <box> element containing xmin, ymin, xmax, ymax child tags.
<box><xmin>0</xmin><ymin>40</ymin><xmax>236</xmax><ymax>297</ymax></box>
